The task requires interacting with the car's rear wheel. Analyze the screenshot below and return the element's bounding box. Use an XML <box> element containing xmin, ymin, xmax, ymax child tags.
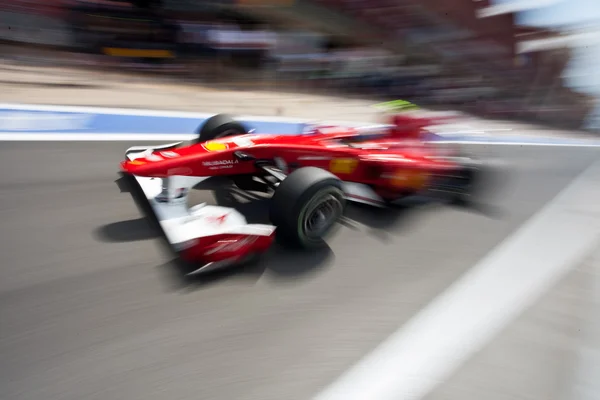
<box><xmin>432</xmin><ymin>158</ymin><xmax>487</xmax><ymax>204</ymax></box>
<box><xmin>196</xmin><ymin>114</ymin><xmax>248</xmax><ymax>143</ymax></box>
<box><xmin>270</xmin><ymin>167</ymin><xmax>345</xmax><ymax>249</ymax></box>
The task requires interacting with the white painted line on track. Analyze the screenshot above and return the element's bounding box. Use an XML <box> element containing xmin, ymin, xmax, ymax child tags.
<box><xmin>313</xmin><ymin>159</ymin><xmax>600</xmax><ymax>400</ymax></box>
<box><xmin>0</xmin><ymin>133</ymin><xmax>197</xmax><ymax>141</ymax></box>
<box><xmin>435</xmin><ymin>140</ymin><xmax>600</xmax><ymax>147</ymax></box>
<box><xmin>6</xmin><ymin>135</ymin><xmax>597</xmax><ymax>146</ymax></box>
<box><xmin>2</xmin><ymin>133</ymin><xmax>600</xmax><ymax>147</ymax></box>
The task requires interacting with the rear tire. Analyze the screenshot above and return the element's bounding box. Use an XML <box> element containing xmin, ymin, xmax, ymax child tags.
<box><xmin>270</xmin><ymin>167</ymin><xmax>345</xmax><ymax>249</ymax></box>
<box><xmin>196</xmin><ymin>114</ymin><xmax>248</xmax><ymax>143</ymax></box>
<box><xmin>441</xmin><ymin>158</ymin><xmax>487</xmax><ymax>205</ymax></box>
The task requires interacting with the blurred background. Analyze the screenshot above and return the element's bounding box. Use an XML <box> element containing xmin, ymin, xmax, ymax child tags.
<box><xmin>3</xmin><ymin>3</ymin><xmax>600</xmax><ymax>400</ymax></box>
<box><xmin>0</xmin><ymin>0</ymin><xmax>598</xmax><ymax>130</ymax></box>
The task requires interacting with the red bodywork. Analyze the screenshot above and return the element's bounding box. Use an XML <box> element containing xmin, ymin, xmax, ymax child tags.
<box><xmin>179</xmin><ymin>233</ymin><xmax>275</xmax><ymax>264</ymax></box>
<box><xmin>121</xmin><ymin>117</ymin><xmax>462</xmax><ymax>202</ymax></box>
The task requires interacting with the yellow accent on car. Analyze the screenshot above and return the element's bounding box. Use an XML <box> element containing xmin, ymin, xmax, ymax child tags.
<box><xmin>202</xmin><ymin>142</ymin><xmax>229</xmax><ymax>152</ymax></box>
<box><xmin>329</xmin><ymin>158</ymin><xmax>358</xmax><ymax>174</ymax></box>
<box><xmin>390</xmin><ymin>169</ymin><xmax>429</xmax><ymax>189</ymax></box>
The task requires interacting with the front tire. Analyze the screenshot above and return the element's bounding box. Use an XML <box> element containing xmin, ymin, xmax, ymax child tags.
<box><xmin>196</xmin><ymin>114</ymin><xmax>248</xmax><ymax>143</ymax></box>
<box><xmin>270</xmin><ymin>167</ymin><xmax>345</xmax><ymax>249</ymax></box>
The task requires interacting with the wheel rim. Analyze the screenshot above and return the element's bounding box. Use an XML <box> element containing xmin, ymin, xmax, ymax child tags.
<box><xmin>301</xmin><ymin>192</ymin><xmax>343</xmax><ymax>240</ymax></box>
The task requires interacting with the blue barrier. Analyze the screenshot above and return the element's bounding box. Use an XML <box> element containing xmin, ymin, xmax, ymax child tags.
<box><xmin>0</xmin><ymin>105</ymin><xmax>463</xmax><ymax>142</ymax></box>
<box><xmin>0</xmin><ymin>107</ymin><xmax>307</xmax><ymax>135</ymax></box>
<box><xmin>1</xmin><ymin>104</ymin><xmax>599</xmax><ymax>146</ymax></box>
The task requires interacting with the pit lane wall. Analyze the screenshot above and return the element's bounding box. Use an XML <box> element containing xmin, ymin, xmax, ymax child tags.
<box><xmin>0</xmin><ymin>103</ymin><xmax>472</xmax><ymax>142</ymax></box>
<box><xmin>0</xmin><ymin>104</ymin><xmax>312</xmax><ymax>139</ymax></box>
<box><xmin>1</xmin><ymin>103</ymin><xmax>599</xmax><ymax>146</ymax></box>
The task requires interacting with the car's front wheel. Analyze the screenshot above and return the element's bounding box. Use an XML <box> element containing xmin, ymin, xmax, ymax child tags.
<box><xmin>270</xmin><ymin>167</ymin><xmax>345</xmax><ymax>249</ymax></box>
<box><xmin>196</xmin><ymin>113</ymin><xmax>248</xmax><ymax>143</ymax></box>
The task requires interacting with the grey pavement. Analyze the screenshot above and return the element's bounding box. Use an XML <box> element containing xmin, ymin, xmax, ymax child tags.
<box><xmin>426</xmin><ymin>253</ymin><xmax>593</xmax><ymax>400</ymax></box>
<box><xmin>0</xmin><ymin>142</ymin><xmax>598</xmax><ymax>400</ymax></box>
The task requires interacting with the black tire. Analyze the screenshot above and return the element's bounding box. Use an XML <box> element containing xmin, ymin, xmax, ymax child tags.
<box><xmin>196</xmin><ymin>114</ymin><xmax>248</xmax><ymax>143</ymax></box>
<box><xmin>270</xmin><ymin>167</ymin><xmax>345</xmax><ymax>249</ymax></box>
<box><xmin>439</xmin><ymin>157</ymin><xmax>488</xmax><ymax>205</ymax></box>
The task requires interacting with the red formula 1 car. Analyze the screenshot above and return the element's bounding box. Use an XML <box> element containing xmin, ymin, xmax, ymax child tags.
<box><xmin>119</xmin><ymin>113</ymin><xmax>488</xmax><ymax>274</ymax></box>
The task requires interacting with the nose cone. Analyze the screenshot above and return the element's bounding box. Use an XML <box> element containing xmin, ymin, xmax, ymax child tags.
<box><xmin>120</xmin><ymin>158</ymin><xmax>171</xmax><ymax>177</ymax></box>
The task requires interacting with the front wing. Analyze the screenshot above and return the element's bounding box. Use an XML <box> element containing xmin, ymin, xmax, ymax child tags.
<box><xmin>122</xmin><ymin>143</ymin><xmax>276</xmax><ymax>274</ymax></box>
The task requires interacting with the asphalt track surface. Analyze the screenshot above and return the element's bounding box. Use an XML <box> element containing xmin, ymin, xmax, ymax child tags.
<box><xmin>1</xmin><ymin>141</ymin><xmax>599</xmax><ymax>400</ymax></box>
